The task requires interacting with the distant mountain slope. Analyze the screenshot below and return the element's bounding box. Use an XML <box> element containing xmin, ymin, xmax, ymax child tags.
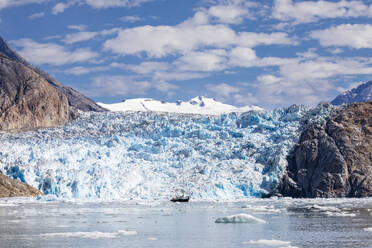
<box><xmin>0</xmin><ymin>36</ymin><xmax>106</xmax><ymax>112</ymax></box>
<box><xmin>98</xmin><ymin>96</ymin><xmax>263</xmax><ymax>115</ymax></box>
<box><xmin>331</xmin><ymin>81</ymin><xmax>372</xmax><ymax>105</ymax></box>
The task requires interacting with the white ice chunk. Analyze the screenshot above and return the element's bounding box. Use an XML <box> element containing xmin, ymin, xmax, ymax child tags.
<box><xmin>215</xmin><ymin>213</ymin><xmax>266</xmax><ymax>224</ymax></box>
<box><xmin>364</xmin><ymin>227</ymin><xmax>372</xmax><ymax>232</ymax></box>
<box><xmin>39</xmin><ymin>230</ymin><xmax>137</xmax><ymax>239</ymax></box>
<box><xmin>242</xmin><ymin>239</ymin><xmax>292</xmax><ymax>246</ymax></box>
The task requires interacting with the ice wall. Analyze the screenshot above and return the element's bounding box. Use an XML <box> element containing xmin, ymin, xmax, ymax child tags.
<box><xmin>0</xmin><ymin>104</ymin><xmax>334</xmax><ymax>200</ymax></box>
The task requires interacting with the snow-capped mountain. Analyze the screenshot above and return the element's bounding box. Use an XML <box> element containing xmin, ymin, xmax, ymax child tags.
<box><xmin>331</xmin><ymin>81</ymin><xmax>372</xmax><ymax>105</ymax></box>
<box><xmin>98</xmin><ymin>96</ymin><xmax>263</xmax><ymax>115</ymax></box>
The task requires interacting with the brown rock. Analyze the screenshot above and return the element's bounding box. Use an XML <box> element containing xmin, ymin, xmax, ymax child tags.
<box><xmin>279</xmin><ymin>102</ymin><xmax>372</xmax><ymax>198</ymax></box>
<box><xmin>0</xmin><ymin>174</ymin><xmax>41</xmax><ymax>198</ymax></box>
<box><xmin>0</xmin><ymin>53</ymin><xmax>72</xmax><ymax>131</ymax></box>
<box><xmin>0</xmin><ymin>36</ymin><xmax>106</xmax><ymax>112</ymax></box>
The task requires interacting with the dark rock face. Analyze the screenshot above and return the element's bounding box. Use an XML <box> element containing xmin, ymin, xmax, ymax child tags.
<box><xmin>0</xmin><ymin>174</ymin><xmax>41</xmax><ymax>198</ymax></box>
<box><xmin>331</xmin><ymin>81</ymin><xmax>372</xmax><ymax>105</ymax></box>
<box><xmin>0</xmin><ymin>36</ymin><xmax>106</xmax><ymax>112</ymax></box>
<box><xmin>0</xmin><ymin>53</ymin><xmax>72</xmax><ymax>131</ymax></box>
<box><xmin>279</xmin><ymin>102</ymin><xmax>372</xmax><ymax>198</ymax></box>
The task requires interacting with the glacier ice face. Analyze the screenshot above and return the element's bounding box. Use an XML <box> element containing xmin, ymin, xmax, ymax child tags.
<box><xmin>0</xmin><ymin>103</ymin><xmax>335</xmax><ymax>200</ymax></box>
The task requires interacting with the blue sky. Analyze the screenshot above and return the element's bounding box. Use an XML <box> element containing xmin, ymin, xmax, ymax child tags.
<box><xmin>0</xmin><ymin>0</ymin><xmax>371</xmax><ymax>108</ymax></box>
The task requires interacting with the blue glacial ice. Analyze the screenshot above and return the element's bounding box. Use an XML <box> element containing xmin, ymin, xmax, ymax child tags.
<box><xmin>0</xmin><ymin>103</ymin><xmax>334</xmax><ymax>200</ymax></box>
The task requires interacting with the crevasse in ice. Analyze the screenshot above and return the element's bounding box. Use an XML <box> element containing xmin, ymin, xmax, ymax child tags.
<box><xmin>0</xmin><ymin>103</ymin><xmax>334</xmax><ymax>200</ymax></box>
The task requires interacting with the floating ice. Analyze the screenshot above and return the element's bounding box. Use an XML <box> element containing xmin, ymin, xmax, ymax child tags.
<box><xmin>215</xmin><ymin>213</ymin><xmax>266</xmax><ymax>224</ymax></box>
<box><xmin>242</xmin><ymin>239</ymin><xmax>292</xmax><ymax>246</ymax></box>
<box><xmin>241</xmin><ymin>204</ymin><xmax>281</xmax><ymax>213</ymax></box>
<box><xmin>39</xmin><ymin>230</ymin><xmax>137</xmax><ymax>239</ymax></box>
<box><xmin>364</xmin><ymin>228</ymin><xmax>372</xmax><ymax>232</ymax></box>
<box><xmin>0</xmin><ymin>103</ymin><xmax>334</xmax><ymax>200</ymax></box>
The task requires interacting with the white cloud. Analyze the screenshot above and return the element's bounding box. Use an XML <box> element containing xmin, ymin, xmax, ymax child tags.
<box><xmin>63</xmin><ymin>28</ymin><xmax>119</xmax><ymax>44</ymax></box>
<box><xmin>248</xmin><ymin>56</ymin><xmax>372</xmax><ymax>107</ymax></box>
<box><xmin>68</xmin><ymin>25</ymin><xmax>87</xmax><ymax>31</ymax></box>
<box><xmin>119</xmin><ymin>15</ymin><xmax>143</xmax><ymax>23</ymax></box>
<box><xmin>176</xmin><ymin>50</ymin><xmax>227</xmax><ymax>72</ymax></box>
<box><xmin>65</xmin><ymin>66</ymin><xmax>108</xmax><ymax>75</ymax></box>
<box><xmin>311</xmin><ymin>24</ymin><xmax>372</xmax><ymax>49</ymax></box>
<box><xmin>0</xmin><ymin>0</ymin><xmax>47</xmax><ymax>10</ymax></box>
<box><xmin>206</xmin><ymin>83</ymin><xmax>240</xmax><ymax>98</ymax></box>
<box><xmin>112</xmin><ymin>61</ymin><xmax>169</xmax><ymax>74</ymax></box>
<box><xmin>207</xmin><ymin>4</ymin><xmax>251</xmax><ymax>24</ymax></box>
<box><xmin>86</xmin><ymin>75</ymin><xmax>152</xmax><ymax>97</ymax></box>
<box><xmin>12</xmin><ymin>39</ymin><xmax>99</xmax><ymax>66</ymax></box>
<box><xmin>63</xmin><ymin>31</ymin><xmax>99</xmax><ymax>44</ymax></box>
<box><xmin>84</xmin><ymin>0</ymin><xmax>151</xmax><ymax>9</ymax></box>
<box><xmin>29</xmin><ymin>12</ymin><xmax>45</xmax><ymax>19</ymax></box>
<box><xmin>52</xmin><ymin>1</ymin><xmax>78</xmax><ymax>15</ymax></box>
<box><xmin>104</xmin><ymin>18</ymin><xmax>294</xmax><ymax>58</ymax></box>
<box><xmin>273</xmin><ymin>0</ymin><xmax>372</xmax><ymax>24</ymax></box>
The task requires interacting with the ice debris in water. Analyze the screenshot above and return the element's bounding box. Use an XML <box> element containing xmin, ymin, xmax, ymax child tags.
<box><xmin>39</xmin><ymin>230</ymin><xmax>137</xmax><ymax>239</ymax></box>
<box><xmin>215</xmin><ymin>213</ymin><xmax>266</xmax><ymax>224</ymax></box>
<box><xmin>0</xmin><ymin>103</ymin><xmax>335</xmax><ymax>200</ymax></box>
<box><xmin>242</xmin><ymin>239</ymin><xmax>292</xmax><ymax>247</ymax></box>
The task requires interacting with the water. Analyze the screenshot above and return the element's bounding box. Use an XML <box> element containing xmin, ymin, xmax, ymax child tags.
<box><xmin>1</xmin><ymin>197</ymin><xmax>372</xmax><ymax>248</ymax></box>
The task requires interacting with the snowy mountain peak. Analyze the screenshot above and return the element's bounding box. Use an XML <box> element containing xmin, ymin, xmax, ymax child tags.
<box><xmin>331</xmin><ymin>81</ymin><xmax>372</xmax><ymax>105</ymax></box>
<box><xmin>98</xmin><ymin>97</ymin><xmax>263</xmax><ymax>115</ymax></box>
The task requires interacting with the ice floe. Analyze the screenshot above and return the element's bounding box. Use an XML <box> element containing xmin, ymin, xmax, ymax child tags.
<box><xmin>215</xmin><ymin>213</ymin><xmax>266</xmax><ymax>224</ymax></box>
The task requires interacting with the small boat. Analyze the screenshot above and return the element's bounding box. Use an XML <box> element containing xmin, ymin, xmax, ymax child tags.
<box><xmin>170</xmin><ymin>196</ymin><xmax>190</xmax><ymax>202</ymax></box>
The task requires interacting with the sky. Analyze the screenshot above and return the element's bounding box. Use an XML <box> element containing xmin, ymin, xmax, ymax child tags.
<box><xmin>0</xmin><ymin>0</ymin><xmax>371</xmax><ymax>109</ymax></box>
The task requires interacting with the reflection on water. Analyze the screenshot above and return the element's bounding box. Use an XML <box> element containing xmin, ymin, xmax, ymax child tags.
<box><xmin>1</xmin><ymin>198</ymin><xmax>372</xmax><ymax>248</ymax></box>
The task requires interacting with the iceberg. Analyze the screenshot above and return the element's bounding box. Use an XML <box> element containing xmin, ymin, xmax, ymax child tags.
<box><xmin>0</xmin><ymin>103</ymin><xmax>334</xmax><ymax>200</ymax></box>
<box><xmin>215</xmin><ymin>213</ymin><xmax>266</xmax><ymax>224</ymax></box>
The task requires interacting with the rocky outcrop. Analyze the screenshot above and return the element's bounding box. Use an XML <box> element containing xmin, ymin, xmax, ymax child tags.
<box><xmin>0</xmin><ymin>53</ymin><xmax>73</xmax><ymax>131</ymax></box>
<box><xmin>0</xmin><ymin>173</ymin><xmax>41</xmax><ymax>198</ymax></box>
<box><xmin>0</xmin><ymin>36</ymin><xmax>106</xmax><ymax>112</ymax></box>
<box><xmin>279</xmin><ymin>102</ymin><xmax>372</xmax><ymax>198</ymax></box>
<box><xmin>331</xmin><ymin>81</ymin><xmax>372</xmax><ymax>105</ymax></box>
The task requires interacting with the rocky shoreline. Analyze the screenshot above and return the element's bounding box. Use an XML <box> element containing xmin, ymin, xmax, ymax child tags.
<box><xmin>0</xmin><ymin>173</ymin><xmax>41</xmax><ymax>198</ymax></box>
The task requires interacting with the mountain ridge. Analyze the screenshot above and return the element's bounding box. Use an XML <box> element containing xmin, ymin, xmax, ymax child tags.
<box><xmin>331</xmin><ymin>81</ymin><xmax>372</xmax><ymax>105</ymax></box>
<box><xmin>0</xmin><ymin>36</ymin><xmax>106</xmax><ymax>112</ymax></box>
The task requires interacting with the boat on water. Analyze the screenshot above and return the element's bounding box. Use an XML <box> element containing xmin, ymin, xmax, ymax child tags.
<box><xmin>170</xmin><ymin>196</ymin><xmax>190</xmax><ymax>202</ymax></box>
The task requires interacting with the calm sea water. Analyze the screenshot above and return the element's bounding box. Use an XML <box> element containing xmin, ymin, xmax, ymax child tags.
<box><xmin>1</xmin><ymin>198</ymin><xmax>372</xmax><ymax>248</ymax></box>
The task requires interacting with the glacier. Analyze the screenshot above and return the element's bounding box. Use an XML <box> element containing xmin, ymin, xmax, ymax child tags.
<box><xmin>0</xmin><ymin>103</ymin><xmax>334</xmax><ymax>200</ymax></box>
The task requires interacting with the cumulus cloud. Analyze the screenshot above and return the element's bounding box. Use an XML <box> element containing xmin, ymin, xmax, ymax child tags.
<box><xmin>103</xmin><ymin>13</ymin><xmax>294</xmax><ymax>58</ymax></box>
<box><xmin>12</xmin><ymin>39</ymin><xmax>99</xmax><ymax>66</ymax></box>
<box><xmin>311</xmin><ymin>24</ymin><xmax>372</xmax><ymax>49</ymax></box>
<box><xmin>206</xmin><ymin>83</ymin><xmax>240</xmax><ymax>98</ymax></box>
<box><xmin>272</xmin><ymin>0</ymin><xmax>372</xmax><ymax>24</ymax></box>
<box><xmin>0</xmin><ymin>0</ymin><xmax>47</xmax><ymax>10</ymax></box>
<box><xmin>86</xmin><ymin>75</ymin><xmax>152</xmax><ymax>97</ymax></box>
<box><xmin>248</xmin><ymin>56</ymin><xmax>372</xmax><ymax>107</ymax></box>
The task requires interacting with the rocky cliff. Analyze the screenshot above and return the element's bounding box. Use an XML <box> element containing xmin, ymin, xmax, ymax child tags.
<box><xmin>0</xmin><ymin>173</ymin><xmax>41</xmax><ymax>198</ymax></box>
<box><xmin>0</xmin><ymin>53</ymin><xmax>73</xmax><ymax>131</ymax></box>
<box><xmin>279</xmin><ymin>102</ymin><xmax>372</xmax><ymax>198</ymax></box>
<box><xmin>0</xmin><ymin>36</ymin><xmax>106</xmax><ymax>112</ymax></box>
